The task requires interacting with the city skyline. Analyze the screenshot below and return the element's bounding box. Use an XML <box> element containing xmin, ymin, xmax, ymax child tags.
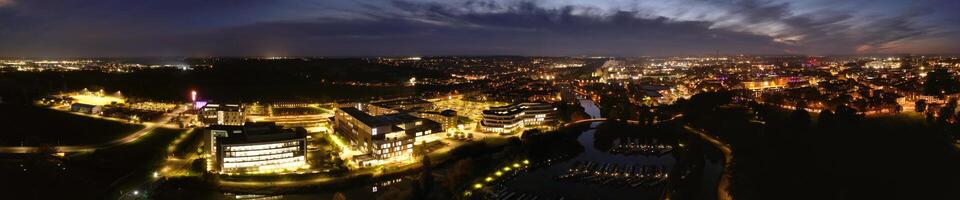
<box><xmin>1</xmin><ymin>0</ymin><xmax>959</xmax><ymax>57</ymax></box>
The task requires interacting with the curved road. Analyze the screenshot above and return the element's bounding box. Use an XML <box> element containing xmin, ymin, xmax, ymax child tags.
<box><xmin>0</xmin><ymin>106</ymin><xmax>188</xmax><ymax>153</ymax></box>
<box><xmin>683</xmin><ymin>125</ymin><xmax>734</xmax><ymax>200</ymax></box>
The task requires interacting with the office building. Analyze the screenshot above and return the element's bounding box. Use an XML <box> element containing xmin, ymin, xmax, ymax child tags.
<box><xmin>333</xmin><ymin>104</ymin><xmax>442</xmax><ymax>167</ymax></box>
<box><xmin>204</xmin><ymin>122</ymin><xmax>308</xmax><ymax>174</ymax></box>
<box><xmin>418</xmin><ymin>109</ymin><xmax>458</xmax><ymax>130</ymax></box>
<box><xmin>200</xmin><ymin>103</ymin><xmax>245</xmax><ymax>126</ymax></box>
<box><xmin>479</xmin><ymin>102</ymin><xmax>558</xmax><ymax>134</ymax></box>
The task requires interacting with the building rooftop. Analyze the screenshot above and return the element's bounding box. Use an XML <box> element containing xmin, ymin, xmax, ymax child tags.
<box><xmin>482</xmin><ymin>102</ymin><xmax>552</xmax><ymax>115</ymax></box>
<box><xmin>339</xmin><ymin>107</ymin><xmax>394</xmax><ymax>127</ymax></box>
<box><xmin>211</xmin><ymin>122</ymin><xmax>306</xmax><ymax>144</ymax></box>
<box><xmin>371</xmin><ymin>97</ymin><xmax>432</xmax><ymax>111</ymax></box>
<box><xmin>203</xmin><ymin>103</ymin><xmax>242</xmax><ymax>112</ymax></box>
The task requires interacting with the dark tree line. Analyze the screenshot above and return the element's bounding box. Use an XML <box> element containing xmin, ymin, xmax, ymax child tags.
<box><xmin>680</xmin><ymin>92</ymin><xmax>960</xmax><ymax>200</ymax></box>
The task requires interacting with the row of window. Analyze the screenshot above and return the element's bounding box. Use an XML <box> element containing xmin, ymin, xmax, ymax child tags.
<box><xmin>223</xmin><ymin>152</ymin><xmax>296</xmax><ymax>163</ymax></box>
<box><xmin>378</xmin><ymin>141</ymin><xmax>407</xmax><ymax>149</ymax></box>
<box><xmin>374</xmin><ymin>144</ymin><xmax>414</xmax><ymax>154</ymax></box>
<box><xmin>380</xmin><ymin>149</ymin><xmax>413</xmax><ymax>158</ymax></box>
<box><xmin>224</xmin><ymin>146</ymin><xmax>300</xmax><ymax>157</ymax></box>
<box><xmin>225</xmin><ymin>141</ymin><xmax>300</xmax><ymax>151</ymax></box>
<box><xmin>222</xmin><ymin>156</ymin><xmax>306</xmax><ymax>169</ymax></box>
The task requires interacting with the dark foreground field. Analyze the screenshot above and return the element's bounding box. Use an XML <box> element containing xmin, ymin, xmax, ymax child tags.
<box><xmin>0</xmin><ymin>128</ymin><xmax>184</xmax><ymax>199</ymax></box>
<box><xmin>0</xmin><ymin>104</ymin><xmax>143</xmax><ymax>146</ymax></box>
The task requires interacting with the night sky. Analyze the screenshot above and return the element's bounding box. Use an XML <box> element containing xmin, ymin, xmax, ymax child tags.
<box><xmin>1</xmin><ymin>0</ymin><xmax>958</xmax><ymax>57</ymax></box>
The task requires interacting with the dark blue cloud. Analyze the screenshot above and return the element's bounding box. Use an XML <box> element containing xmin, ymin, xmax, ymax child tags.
<box><xmin>0</xmin><ymin>0</ymin><xmax>956</xmax><ymax>57</ymax></box>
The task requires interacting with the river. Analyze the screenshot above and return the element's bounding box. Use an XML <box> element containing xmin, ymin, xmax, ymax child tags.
<box><xmin>579</xmin><ymin>98</ymin><xmax>602</xmax><ymax>119</ymax></box>
<box><xmin>494</xmin><ymin>121</ymin><xmax>677</xmax><ymax>199</ymax></box>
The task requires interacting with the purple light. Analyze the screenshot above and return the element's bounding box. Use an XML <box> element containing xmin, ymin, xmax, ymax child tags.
<box><xmin>194</xmin><ymin>101</ymin><xmax>208</xmax><ymax>110</ymax></box>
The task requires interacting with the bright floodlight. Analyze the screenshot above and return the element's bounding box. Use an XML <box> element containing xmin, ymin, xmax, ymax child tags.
<box><xmin>71</xmin><ymin>93</ymin><xmax>125</xmax><ymax>105</ymax></box>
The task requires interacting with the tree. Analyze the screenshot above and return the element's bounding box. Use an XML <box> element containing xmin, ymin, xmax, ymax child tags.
<box><xmin>817</xmin><ymin>109</ymin><xmax>836</xmax><ymax>128</ymax></box>
<box><xmin>332</xmin><ymin>192</ymin><xmax>347</xmax><ymax>200</ymax></box>
<box><xmin>191</xmin><ymin>158</ymin><xmax>206</xmax><ymax>173</ymax></box>
<box><xmin>445</xmin><ymin>158</ymin><xmax>475</xmax><ymax>195</ymax></box>
<box><xmin>938</xmin><ymin>106</ymin><xmax>955</xmax><ymax>124</ymax></box>
<box><xmin>789</xmin><ymin>107</ymin><xmax>811</xmax><ymax>130</ymax></box>
<box><xmin>835</xmin><ymin>105</ymin><xmax>860</xmax><ymax>124</ymax></box>
<box><xmin>915</xmin><ymin>100</ymin><xmax>927</xmax><ymax>113</ymax></box>
<box><xmin>418</xmin><ymin>154</ymin><xmax>434</xmax><ymax>198</ymax></box>
<box><xmin>923</xmin><ymin>68</ymin><xmax>960</xmax><ymax>96</ymax></box>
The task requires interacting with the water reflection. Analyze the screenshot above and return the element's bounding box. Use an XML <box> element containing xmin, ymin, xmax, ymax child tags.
<box><xmin>579</xmin><ymin>98</ymin><xmax>602</xmax><ymax>119</ymax></box>
<box><xmin>480</xmin><ymin>122</ymin><xmax>677</xmax><ymax>200</ymax></box>
<box><xmin>232</xmin><ymin>177</ymin><xmax>410</xmax><ymax>200</ymax></box>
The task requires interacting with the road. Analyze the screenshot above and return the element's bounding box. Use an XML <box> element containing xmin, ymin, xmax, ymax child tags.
<box><xmin>119</xmin><ymin>128</ymin><xmax>196</xmax><ymax>200</ymax></box>
<box><xmin>0</xmin><ymin>105</ymin><xmax>189</xmax><ymax>153</ymax></box>
<box><xmin>683</xmin><ymin>125</ymin><xmax>734</xmax><ymax>200</ymax></box>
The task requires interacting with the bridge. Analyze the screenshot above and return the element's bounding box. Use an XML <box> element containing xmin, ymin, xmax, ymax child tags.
<box><xmin>564</xmin><ymin>113</ymin><xmax>684</xmax><ymax>127</ymax></box>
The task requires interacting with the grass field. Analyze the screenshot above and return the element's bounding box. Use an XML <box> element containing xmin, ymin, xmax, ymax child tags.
<box><xmin>0</xmin><ymin>104</ymin><xmax>143</xmax><ymax>146</ymax></box>
<box><xmin>0</xmin><ymin>127</ymin><xmax>185</xmax><ymax>199</ymax></box>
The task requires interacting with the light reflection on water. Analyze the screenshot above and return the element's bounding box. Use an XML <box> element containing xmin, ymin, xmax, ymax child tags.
<box><xmin>579</xmin><ymin>98</ymin><xmax>602</xmax><ymax>119</ymax></box>
<box><xmin>498</xmin><ymin>122</ymin><xmax>677</xmax><ymax>200</ymax></box>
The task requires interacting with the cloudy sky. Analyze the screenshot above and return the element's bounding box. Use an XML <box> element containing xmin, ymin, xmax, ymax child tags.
<box><xmin>0</xmin><ymin>0</ymin><xmax>958</xmax><ymax>57</ymax></box>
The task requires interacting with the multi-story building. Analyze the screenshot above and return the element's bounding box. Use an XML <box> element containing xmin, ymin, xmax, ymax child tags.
<box><xmin>418</xmin><ymin>109</ymin><xmax>458</xmax><ymax>130</ymax></box>
<box><xmin>333</xmin><ymin>104</ymin><xmax>442</xmax><ymax>167</ymax></box>
<box><xmin>200</xmin><ymin>103</ymin><xmax>245</xmax><ymax>126</ymax></box>
<box><xmin>369</xmin><ymin>97</ymin><xmax>434</xmax><ymax>114</ymax></box>
<box><xmin>204</xmin><ymin>122</ymin><xmax>307</xmax><ymax>174</ymax></box>
<box><xmin>479</xmin><ymin>102</ymin><xmax>558</xmax><ymax>134</ymax></box>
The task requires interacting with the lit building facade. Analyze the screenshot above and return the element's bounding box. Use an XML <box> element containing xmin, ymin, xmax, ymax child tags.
<box><xmin>200</xmin><ymin>103</ymin><xmax>245</xmax><ymax>126</ymax></box>
<box><xmin>741</xmin><ymin>77</ymin><xmax>812</xmax><ymax>91</ymax></box>
<box><xmin>334</xmin><ymin>104</ymin><xmax>442</xmax><ymax>167</ymax></box>
<box><xmin>479</xmin><ymin>102</ymin><xmax>558</xmax><ymax>134</ymax></box>
<box><xmin>204</xmin><ymin>122</ymin><xmax>307</xmax><ymax>174</ymax></box>
<box><xmin>418</xmin><ymin>109</ymin><xmax>458</xmax><ymax>130</ymax></box>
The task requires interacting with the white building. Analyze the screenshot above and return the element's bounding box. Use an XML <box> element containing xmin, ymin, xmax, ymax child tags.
<box><xmin>200</xmin><ymin>103</ymin><xmax>245</xmax><ymax>126</ymax></box>
<box><xmin>204</xmin><ymin>122</ymin><xmax>308</xmax><ymax>174</ymax></box>
<box><xmin>479</xmin><ymin>102</ymin><xmax>558</xmax><ymax>134</ymax></box>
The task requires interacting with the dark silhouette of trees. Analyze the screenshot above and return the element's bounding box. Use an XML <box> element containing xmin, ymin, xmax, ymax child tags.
<box><xmin>834</xmin><ymin>105</ymin><xmax>861</xmax><ymax>123</ymax></box>
<box><xmin>923</xmin><ymin>68</ymin><xmax>960</xmax><ymax>96</ymax></box>
<box><xmin>444</xmin><ymin>158</ymin><xmax>474</xmax><ymax>195</ymax></box>
<box><xmin>418</xmin><ymin>154</ymin><xmax>434</xmax><ymax>198</ymax></box>
<box><xmin>915</xmin><ymin>99</ymin><xmax>927</xmax><ymax>113</ymax></box>
<box><xmin>788</xmin><ymin>106</ymin><xmax>811</xmax><ymax>130</ymax></box>
<box><xmin>937</xmin><ymin>99</ymin><xmax>957</xmax><ymax>124</ymax></box>
<box><xmin>680</xmin><ymin>91</ymin><xmax>733</xmax><ymax>125</ymax></box>
<box><xmin>817</xmin><ymin>109</ymin><xmax>836</xmax><ymax>128</ymax></box>
<box><xmin>191</xmin><ymin>158</ymin><xmax>206</xmax><ymax>173</ymax></box>
<box><xmin>332</xmin><ymin>192</ymin><xmax>347</xmax><ymax>200</ymax></box>
<box><xmin>637</xmin><ymin>105</ymin><xmax>656</xmax><ymax>125</ymax></box>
